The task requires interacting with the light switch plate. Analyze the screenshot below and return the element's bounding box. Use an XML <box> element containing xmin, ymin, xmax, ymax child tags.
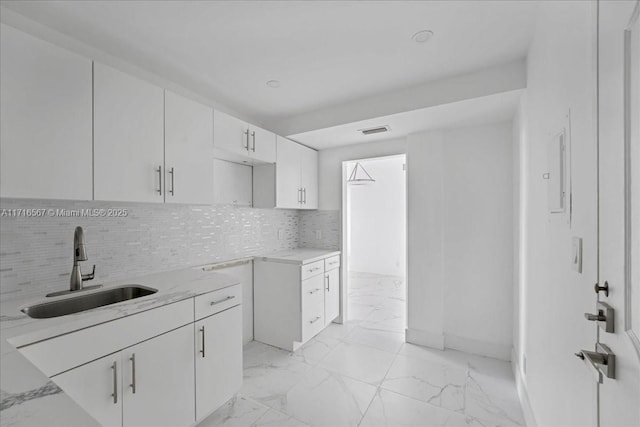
<box><xmin>277</xmin><ymin>229</ymin><xmax>284</xmax><ymax>240</ymax></box>
<box><xmin>315</xmin><ymin>230</ymin><xmax>322</xmax><ymax>240</ymax></box>
<box><xmin>572</xmin><ymin>237</ymin><xmax>582</xmax><ymax>273</ymax></box>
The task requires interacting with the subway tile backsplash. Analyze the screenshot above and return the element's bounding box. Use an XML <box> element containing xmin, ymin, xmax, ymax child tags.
<box><xmin>0</xmin><ymin>199</ymin><xmax>299</xmax><ymax>300</ymax></box>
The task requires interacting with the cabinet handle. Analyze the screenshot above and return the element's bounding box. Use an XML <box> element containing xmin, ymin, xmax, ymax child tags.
<box><xmin>310</xmin><ymin>316</ymin><xmax>321</xmax><ymax>324</ymax></box>
<box><xmin>210</xmin><ymin>295</ymin><xmax>235</xmax><ymax>306</ymax></box>
<box><xmin>243</xmin><ymin>129</ymin><xmax>250</xmax><ymax>151</ymax></box>
<box><xmin>308</xmin><ymin>288</ymin><xmax>322</xmax><ymax>294</ymax></box>
<box><xmin>200</xmin><ymin>326</ymin><xmax>205</xmax><ymax>358</ymax></box>
<box><xmin>298</xmin><ymin>188</ymin><xmax>302</xmax><ymax>204</ymax></box>
<box><xmin>111</xmin><ymin>361</ymin><xmax>118</xmax><ymax>404</ymax></box>
<box><xmin>308</xmin><ymin>267</ymin><xmax>321</xmax><ymax>273</ymax></box>
<box><xmin>168</xmin><ymin>167</ymin><xmax>175</xmax><ymax>196</ymax></box>
<box><xmin>303</xmin><ymin>188</ymin><xmax>307</xmax><ymax>204</ymax></box>
<box><xmin>325</xmin><ymin>275</ymin><xmax>330</xmax><ymax>291</ymax></box>
<box><xmin>156</xmin><ymin>166</ymin><xmax>162</xmax><ymax>195</ymax></box>
<box><xmin>251</xmin><ymin>131</ymin><xmax>256</xmax><ymax>152</ymax></box>
<box><xmin>130</xmin><ymin>353</ymin><xmax>136</xmax><ymax>394</ymax></box>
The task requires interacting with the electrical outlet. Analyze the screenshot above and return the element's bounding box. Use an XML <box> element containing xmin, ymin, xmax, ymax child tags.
<box><xmin>277</xmin><ymin>229</ymin><xmax>284</xmax><ymax>240</ymax></box>
<box><xmin>315</xmin><ymin>230</ymin><xmax>322</xmax><ymax>240</ymax></box>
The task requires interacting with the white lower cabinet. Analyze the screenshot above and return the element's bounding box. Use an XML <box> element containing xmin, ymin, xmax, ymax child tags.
<box><xmin>254</xmin><ymin>252</ymin><xmax>341</xmax><ymax>351</ymax></box>
<box><xmin>195</xmin><ymin>305</ymin><xmax>243</xmax><ymax>422</ymax></box>
<box><xmin>39</xmin><ymin>285</ymin><xmax>243</xmax><ymax>427</ymax></box>
<box><xmin>53</xmin><ymin>324</ymin><xmax>195</xmax><ymax>427</ymax></box>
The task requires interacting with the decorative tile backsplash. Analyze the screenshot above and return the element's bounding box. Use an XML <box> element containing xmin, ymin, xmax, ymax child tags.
<box><xmin>0</xmin><ymin>199</ymin><xmax>299</xmax><ymax>300</ymax></box>
<box><xmin>298</xmin><ymin>210</ymin><xmax>341</xmax><ymax>250</ymax></box>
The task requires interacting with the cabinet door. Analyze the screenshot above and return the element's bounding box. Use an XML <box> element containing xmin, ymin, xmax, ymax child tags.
<box><xmin>325</xmin><ymin>268</ymin><xmax>340</xmax><ymax>325</ymax></box>
<box><xmin>165</xmin><ymin>91</ymin><xmax>214</xmax><ymax>205</ymax></box>
<box><xmin>249</xmin><ymin>125</ymin><xmax>276</xmax><ymax>163</ymax></box>
<box><xmin>0</xmin><ymin>24</ymin><xmax>92</xmax><ymax>200</ymax></box>
<box><xmin>301</xmin><ymin>274</ymin><xmax>326</xmax><ymax>342</ymax></box>
<box><xmin>275</xmin><ymin>136</ymin><xmax>302</xmax><ymax>209</ymax></box>
<box><xmin>122</xmin><ymin>324</ymin><xmax>195</xmax><ymax>427</ymax></box>
<box><xmin>300</xmin><ymin>144</ymin><xmax>319</xmax><ymax>209</ymax></box>
<box><xmin>213</xmin><ymin>110</ymin><xmax>249</xmax><ymax>157</ymax></box>
<box><xmin>195</xmin><ymin>306</ymin><xmax>243</xmax><ymax>422</ymax></box>
<box><xmin>94</xmin><ymin>63</ymin><xmax>164</xmax><ymax>203</ymax></box>
<box><xmin>52</xmin><ymin>353</ymin><xmax>122</xmax><ymax>427</ymax></box>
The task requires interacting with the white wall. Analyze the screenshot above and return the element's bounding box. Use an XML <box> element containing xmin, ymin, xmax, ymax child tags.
<box><xmin>407</xmin><ymin>122</ymin><xmax>514</xmax><ymax>360</ymax></box>
<box><xmin>348</xmin><ymin>156</ymin><xmax>406</xmax><ymax>277</ymax></box>
<box><xmin>514</xmin><ymin>2</ymin><xmax>598</xmax><ymax>426</ymax></box>
<box><xmin>318</xmin><ymin>137</ymin><xmax>406</xmax><ymax>210</ymax></box>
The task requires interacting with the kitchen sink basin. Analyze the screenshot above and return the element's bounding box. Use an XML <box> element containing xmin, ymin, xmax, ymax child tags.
<box><xmin>21</xmin><ymin>285</ymin><xmax>158</xmax><ymax>319</ymax></box>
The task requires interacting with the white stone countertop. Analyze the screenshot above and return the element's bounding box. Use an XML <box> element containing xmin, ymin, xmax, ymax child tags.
<box><xmin>0</xmin><ymin>266</ymin><xmax>240</xmax><ymax>427</ymax></box>
<box><xmin>255</xmin><ymin>248</ymin><xmax>340</xmax><ymax>265</ymax></box>
<box><xmin>0</xmin><ymin>248</ymin><xmax>338</xmax><ymax>427</ymax></box>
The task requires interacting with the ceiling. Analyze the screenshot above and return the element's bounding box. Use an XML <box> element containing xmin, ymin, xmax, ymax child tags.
<box><xmin>1</xmin><ymin>1</ymin><xmax>538</xmax><ymax>127</ymax></box>
<box><xmin>289</xmin><ymin>90</ymin><xmax>523</xmax><ymax>150</ymax></box>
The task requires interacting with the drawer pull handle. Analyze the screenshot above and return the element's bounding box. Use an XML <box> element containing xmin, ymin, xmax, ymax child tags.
<box><xmin>210</xmin><ymin>295</ymin><xmax>235</xmax><ymax>306</ymax></box>
<box><xmin>200</xmin><ymin>326</ymin><xmax>205</xmax><ymax>358</ymax></box>
<box><xmin>308</xmin><ymin>288</ymin><xmax>321</xmax><ymax>294</ymax></box>
<box><xmin>308</xmin><ymin>267</ymin><xmax>321</xmax><ymax>273</ymax></box>
<box><xmin>130</xmin><ymin>353</ymin><xmax>136</xmax><ymax>394</ymax></box>
<box><xmin>111</xmin><ymin>361</ymin><xmax>118</xmax><ymax>404</ymax></box>
<box><xmin>310</xmin><ymin>316</ymin><xmax>321</xmax><ymax>324</ymax></box>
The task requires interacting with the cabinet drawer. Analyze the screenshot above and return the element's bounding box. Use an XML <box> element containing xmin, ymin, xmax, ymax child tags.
<box><xmin>301</xmin><ymin>260</ymin><xmax>324</xmax><ymax>280</ymax></box>
<box><xmin>301</xmin><ymin>275</ymin><xmax>325</xmax><ymax>341</ymax></box>
<box><xmin>195</xmin><ymin>284</ymin><xmax>242</xmax><ymax>320</ymax></box>
<box><xmin>325</xmin><ymin>255</ymin><xmax>341</xmax><ymax>271</ymax></box>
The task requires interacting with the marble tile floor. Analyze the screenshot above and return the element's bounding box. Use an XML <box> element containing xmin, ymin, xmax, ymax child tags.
<box><xmin>198</xmin><ymin>273</ymin><xmax>525</xmax><ymax>427</ymax></box>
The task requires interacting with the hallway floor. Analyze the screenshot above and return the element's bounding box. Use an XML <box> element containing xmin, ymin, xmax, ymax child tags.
<box><xmin>199</xmin><ymin>273</ymin><xmax>525</xmax><ymax>427</ymax></box>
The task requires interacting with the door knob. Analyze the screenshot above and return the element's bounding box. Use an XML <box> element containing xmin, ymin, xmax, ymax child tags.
<box><xmin>594</xmin><ymin>281</ymin><xmax>609</xmax><ymax>297</ymax></box>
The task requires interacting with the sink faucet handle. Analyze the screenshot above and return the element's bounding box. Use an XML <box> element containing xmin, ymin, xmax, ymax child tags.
<box><xmin>82</xmin><ymin>265</ymin><xmax>95</xmax><ymax>281</ymax></box>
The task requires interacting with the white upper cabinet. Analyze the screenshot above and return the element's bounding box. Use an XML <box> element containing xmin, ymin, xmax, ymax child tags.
<box><xmin>254</xmin><ymin>136</ymin><xmax>318</xmax><ymax>209</ymax></box>
<box><xmin>93</xmin><ymin>63</ymin><xmax>165</xmax><ymax>203</ymax></box>
<box><xmin>300</xmin><ymin>144</ymin><xmax>319</xmax><ymax>209</ymax></box>
<box><xmin>164</xmin><ymin>91</ymin><xmax>214</xmax><ymax>205</ymax></box>
<box><xmin>213</xmin><ymin>110</ymin><xmax>276</xmax><ymax>164</ymax></box>
<box><xmin>275</xmin><ymin>136</ymin><xmax>303</xmax><ymax>209</ymax></box>
<box><xmin>0</xmin><ymin>24</ymin><xmax>92</xmax><ymax>200</ymax></box>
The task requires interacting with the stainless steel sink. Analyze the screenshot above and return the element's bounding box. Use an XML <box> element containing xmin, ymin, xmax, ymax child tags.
<box><xmin>22</xmin><ymin>285</ymin><xmax>158</xmax><ymax>319</ymax></box>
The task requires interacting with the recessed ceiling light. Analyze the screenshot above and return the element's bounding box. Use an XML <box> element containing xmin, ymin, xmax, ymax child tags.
<box><xmin>411</xmin><ymin>30</ymin><xmax>434</xmax><ymax>43</ymax></box>
<box><xmin>359</xmin><ymin>125</ymin><xmax>390</xmax><ymax>135</ymax></box>
<box><xmin>266</xmin><ymin>80</ymin><xmax>281</xmax><ymax>88</ymax></box>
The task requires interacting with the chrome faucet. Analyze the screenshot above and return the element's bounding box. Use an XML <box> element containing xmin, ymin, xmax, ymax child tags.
<box><xmin>70</xmin><ymin>226</ymin><xmax>95</xmax><ymax>291</ymax></box>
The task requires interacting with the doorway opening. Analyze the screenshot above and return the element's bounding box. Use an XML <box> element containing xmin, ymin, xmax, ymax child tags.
<box><xmin>341</xmin><ymin>154</ymin><xmax>407</xmax><ymax>340</ymax></box>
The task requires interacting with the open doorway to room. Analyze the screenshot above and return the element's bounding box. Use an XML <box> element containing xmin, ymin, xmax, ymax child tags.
<box><xmin>341</xmin><ymin>154</ymin><xmax>407</xmax><ymax>348</ymax></box>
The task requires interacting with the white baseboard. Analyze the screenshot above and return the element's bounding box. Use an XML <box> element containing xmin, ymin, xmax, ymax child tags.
<box><xmin>511</xmin><ymin>347</ymin><xmax>537</xmax><ymax>427</ymax></box>
<box><xmin>445</xmin><ymin>333</ymin><xmax>511</xmax><ymax>361</ymax></box>
<box><xmin>405</xmin><ymin>328</ymin><xmax>444</xmax><ymax>349</ymax></box>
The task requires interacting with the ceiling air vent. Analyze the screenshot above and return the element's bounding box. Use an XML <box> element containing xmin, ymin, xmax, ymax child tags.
<box><xmin>359</xmin><ymin>125</ymin><xmax>390</xmax><ymax>136</ymax></box>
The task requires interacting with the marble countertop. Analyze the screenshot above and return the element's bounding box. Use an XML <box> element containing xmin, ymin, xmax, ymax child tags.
<box><xmin>255</xmin><ymin>248</ymin><xmax>340</xmax><ymax>265</ymax></box>
<box><xmin>0</xmin><ymin>248</ymin><xmax>338</xmax><ymax>427</ymax></box>
<box><xmin>0</xmin><ymin>266</ymin><xmax>240</xmax><ymax>427</ymax></box>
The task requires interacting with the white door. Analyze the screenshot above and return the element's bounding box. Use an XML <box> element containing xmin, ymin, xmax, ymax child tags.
<box><xmin>52</xmin><ymin>353</ymin><xmax>122</xmax><ymax>427</ymax></box>
<box><xmin>194</xmin><ymin>306</ymin><xmax>243</xmax><ymax>422</ymax></box>
<box><xmin>164</xmin><ymin>90</ymin><xmax>214</xmax><ymax>205</ymax></box>
<box><xmin>249</xmin><ymin>125</ymin><xmax>276</xmax><ymax>163</ymax></box>
<box><xmin>325</xmin><ymin>268</ymin><xmax>340</xmax><ymax>325</ymax></box>
<box><xmin>300</xmin><ymin>145</ymin><xmax>319</xmax><ymax>209</ymax></box>
<box><xmin>94</xmin><ymin>63</ymin><xmax>164</xmax><ymax>203</ymax></box>
<box><xmin>597</xmin><ymin>1</ymin><xmax>640</xmax><ymax>426</ymax></box>
<box><xmin>122</xmin><ymin>325</ymin><xmax>195</xmax><ymax>427</ymax></box>
<box><xmin>0</xmin><ymin>24</ymin><xmax>93</xmax><ymax>200</ymax></box>
<box><xmin>213</xmin><ymin>110</ymin><xmax>249</xmax><ymax>158</ymax></box>
<box><xmin>276</xmin><ymin>136</ymin><xmax>302</xmax><ymax>208</ymax></box>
